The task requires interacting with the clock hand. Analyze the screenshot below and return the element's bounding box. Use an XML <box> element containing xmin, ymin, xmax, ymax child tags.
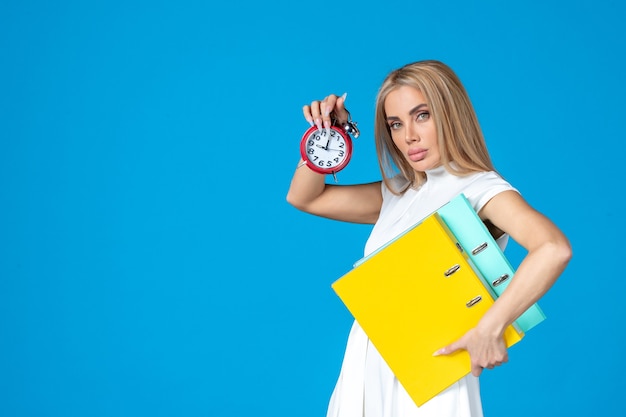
<box><xmin>321</xmin><ymin>127</ymin><xmax>330</xmax><ymax>150</ymax></box>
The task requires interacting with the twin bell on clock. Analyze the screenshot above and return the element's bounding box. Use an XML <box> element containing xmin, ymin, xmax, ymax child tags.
<box><xmin>299</xmin><ymin>113</ymin><xmax>360</xmax><ymax>179</ymax></box>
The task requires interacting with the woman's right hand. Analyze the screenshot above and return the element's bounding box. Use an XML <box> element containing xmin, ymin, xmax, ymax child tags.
<box><xmin>289</xmin><ymin>91</ymin><xmax>383</xmax><ymax>224</ymax></box>
<box><xmin>303</xmin><ymin>93</ymin><xmax>349</xmax><ymax>131</ymax></box>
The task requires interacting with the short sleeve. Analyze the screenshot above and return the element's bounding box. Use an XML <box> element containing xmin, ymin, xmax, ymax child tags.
<box><xmin>463</xmin><ymin>171</ymin><xmax>519</xmax><ymax>213</ymax></box>
<box><xmin>463</xmin><ymin>171</ymin><xmax>519</xmax><ymax>251</ymax></box>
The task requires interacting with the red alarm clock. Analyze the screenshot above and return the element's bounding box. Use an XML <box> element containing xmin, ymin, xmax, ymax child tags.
<box><xmin>299</xmin><ymin>116</ymin><xmax>360</xmax><ymax>178</ymax></box>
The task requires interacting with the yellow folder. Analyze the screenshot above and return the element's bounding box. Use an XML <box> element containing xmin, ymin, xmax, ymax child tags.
<box><xmin>331</xmin><ymin>213</ymin><xmax>524</xmax><ymax>407</ymax></box>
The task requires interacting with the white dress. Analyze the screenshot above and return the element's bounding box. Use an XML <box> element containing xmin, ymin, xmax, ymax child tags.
<box><xmin>326</xmin><ymin>165</ymin><xmax>518</xmax><ymax>417</ymax></box>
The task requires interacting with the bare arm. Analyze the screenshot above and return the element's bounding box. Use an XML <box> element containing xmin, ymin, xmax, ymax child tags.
<box><xmin>476</xmin><ymin>190</ymin><xmax>572</xmax><ymax>329</ymax></box>
<box><xmin>436</xmin><ymin>190</ymin><xmax>572</xmax><ymax>375</ymax></box>
<box><xmin>286</xmin><ymin>164</ymin><xmax>382</xmax><ymax>224</ymax></box>
<box><xmin>286</xmin><ymin>93</ymin><xmax>383</xmax><ymax>224</ymax></box>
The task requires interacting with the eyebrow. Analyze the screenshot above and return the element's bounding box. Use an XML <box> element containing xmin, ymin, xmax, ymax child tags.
<box><xmin>386</xmin><ymin>103</ymin><xmax>429</xmax><ymax>121</ymax></box>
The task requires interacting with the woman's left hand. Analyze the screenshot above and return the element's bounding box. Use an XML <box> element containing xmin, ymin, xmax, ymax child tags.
<box><xmin>433</xmin><ymin>327</ymin><xmax>509</xmax><ymax>377</ymax></box>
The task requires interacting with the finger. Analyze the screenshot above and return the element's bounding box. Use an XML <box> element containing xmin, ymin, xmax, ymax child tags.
<box><xmin>485</xmin><ymin>352</ymin><xmax>508</xmax><ymax>368</ymax></box>
<box><xmin>321</xmin><ymin>95</ymin><xmax>339</xmax><ymax>128</ymax></box>
<box><xmin>309</xmin><ymin>100</ymin><xmax>323</xmax><ymax>130</ymax></box>
<box><xmin>432</xmin><ymin>346</ymin><xmax>446</xmax><ymax>356</ymax></box>
<box><xmin>433</xmin><ymin>339</ymin><xmax>463</xmax><ymax>356</ymax></box>
<box><xmin>302</xmin><ymin>105</ymin><xmax>314</xmax><ymax>127</ymax></box>
<box><xmin>490</xmin><ymin>358</ymin><xmax>506</xmax><ymax>368</ymax></box>
<box><xmin>471</xmin><ymin>364</ymin><xmax>484</xmax><ymax>377</ymax></box>
<box><xmin>480</xmin><ymin>355</ymin><xmax>506</xmax><ymax>370</ymax></box>
<box><xmin>335</xmin><ymin>92</ymin><xmax>349</xmax><ymax>118</ymax></box>
<box><xmin>329</xmin><ymin>92</ymin><xmax>349</xmax><ymax>126</ymax></box>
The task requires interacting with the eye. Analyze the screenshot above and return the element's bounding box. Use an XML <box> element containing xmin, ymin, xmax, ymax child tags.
<box><xmin>416</xmin><ymin>111</ymin><xmax>430</xmax><ymax>121</ymax></box>
<box><xmin>388</xmin><ymin>121</ymin><xmax>402</xmax><ymax>130</ymax></box>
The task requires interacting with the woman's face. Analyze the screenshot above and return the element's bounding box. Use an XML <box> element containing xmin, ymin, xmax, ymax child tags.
<box><xmin>384</xmin><ymin>86</ymin><xmax>441</xmax><ymax>172</ymax></box>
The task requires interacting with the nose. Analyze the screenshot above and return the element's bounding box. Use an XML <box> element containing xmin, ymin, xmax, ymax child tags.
<box><xmin>405</xmin><ymin>123</ymin><xmax>419</xmax><ymax>143</ymax></box>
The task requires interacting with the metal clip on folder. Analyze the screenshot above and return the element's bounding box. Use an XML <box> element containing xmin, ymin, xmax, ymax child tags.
<box><xmin>332</xmin><ymin>213</ymin><xmax>524</xmax><ymax>407</ymax></box>
<box><xmin>437</xmin><ymin>193</ymin><xmax>546</xmax><ymax>333</ymax></box>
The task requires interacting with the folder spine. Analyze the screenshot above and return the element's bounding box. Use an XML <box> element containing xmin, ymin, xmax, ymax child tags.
<box><xmin>437</xmin><ymin>194</ymin><xmax>546</xmax><ymax>332</ymax></box>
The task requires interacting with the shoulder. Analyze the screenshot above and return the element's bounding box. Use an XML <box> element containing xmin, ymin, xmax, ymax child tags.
<box><xmin>463</xmin><ymin>171</ymin><xmax>519</xmax><ymax>213</ymax></box>
<box><xmin>480</xmin><ymin>190</ymin><xmax>570</xmax><ymax>256</ymax></box>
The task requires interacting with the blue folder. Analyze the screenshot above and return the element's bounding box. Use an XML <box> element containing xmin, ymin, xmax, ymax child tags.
<box><xmin>437</xmin><ymin>193</ymin><xmax>546</xmax><ymax>333</ymax></box>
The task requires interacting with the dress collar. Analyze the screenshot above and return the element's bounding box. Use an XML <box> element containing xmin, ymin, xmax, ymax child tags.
<box><xmin>425</xmin><ymin>164</ymin><xmax>448</xmax><ymax>182</ymax></box>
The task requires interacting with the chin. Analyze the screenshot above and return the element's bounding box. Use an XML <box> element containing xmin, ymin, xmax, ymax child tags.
<box><xmin>410</xmin><ymin>159</ymin><xmax>438</xmax><ymax>172</ymax></box>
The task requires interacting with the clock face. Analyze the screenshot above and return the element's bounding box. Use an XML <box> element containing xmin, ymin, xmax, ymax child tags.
<box><xmin>300</xmin><ymin>126</ymin><xmax>352</xmax><ymax>174</ymax></box>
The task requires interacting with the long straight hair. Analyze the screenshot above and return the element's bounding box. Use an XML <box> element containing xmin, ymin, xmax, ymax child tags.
<box><xmin>374</xmin><ymin>60</ymin><xmax>494</xmax><ymax>194</ymax></box>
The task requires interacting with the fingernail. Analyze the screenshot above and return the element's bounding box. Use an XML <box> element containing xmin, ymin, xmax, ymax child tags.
<box><xmin>341</xmin><ymin>92</ymin><xmax>348</xmax><ymax>101</ymax></box>
<box><xmin>315</xmin><ymin>118</ymin><xmax>322</xmax><ymax>130</ymax></box>
<box><xmin>432</xmin><ymin>348</ymin><xmax>443</xmax><ymax>357</ymax></box>
<box><xmin>306</xmin><ymin>118</ymin><xmax>314</xmax><ymax>127</ymax></box>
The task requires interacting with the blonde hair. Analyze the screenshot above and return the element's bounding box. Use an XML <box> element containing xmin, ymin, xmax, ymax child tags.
<box><xmin>374</xmin><ymin>60</ymin><xmax>494</xmax><ymax>194</ymax></box>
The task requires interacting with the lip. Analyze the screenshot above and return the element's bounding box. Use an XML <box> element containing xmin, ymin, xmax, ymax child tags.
<box><xmin>408</xmin><ymin>148</ymin><xmax>427</xmax><ymax>162</ymax></box>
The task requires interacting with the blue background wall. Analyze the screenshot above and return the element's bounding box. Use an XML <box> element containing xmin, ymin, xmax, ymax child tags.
<box><xmin>1</xmin><ymin>1</ymin><xmax>624</xmax><ymax>416</ymax></box>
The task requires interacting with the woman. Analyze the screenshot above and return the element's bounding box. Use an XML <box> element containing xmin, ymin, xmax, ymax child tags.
<box><xmin>286</xmin><ymin>60</ymin><xmax>571</xmax><ymax>417</ymax></box>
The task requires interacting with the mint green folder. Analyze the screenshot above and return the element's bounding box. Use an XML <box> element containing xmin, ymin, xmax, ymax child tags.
<box><xmin>437</xmin><ymin>193</ymin><xmax>546</xmax><ymax>333</ymax></box>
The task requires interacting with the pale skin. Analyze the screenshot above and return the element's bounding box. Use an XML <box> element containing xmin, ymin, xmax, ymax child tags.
<box><xmin>287</xmin><ymin>87</ymin><xmax>572</xmax><ymax>377</ymax></box>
